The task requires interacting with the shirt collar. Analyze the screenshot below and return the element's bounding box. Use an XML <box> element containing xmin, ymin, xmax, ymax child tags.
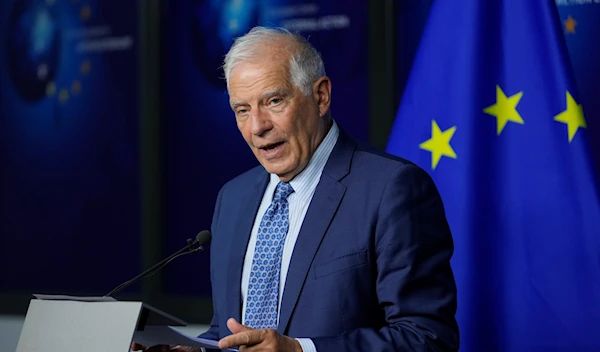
<box><xmin>269</xmin><ymin>120</ymin><xmax>340</xmax><ymax>195</ymax></box>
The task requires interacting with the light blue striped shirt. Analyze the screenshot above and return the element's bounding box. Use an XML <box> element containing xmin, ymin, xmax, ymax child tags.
<box><xmin>240</xmin><ymin>120</ymin><xmax>339</xmax><ymax>352</ymax></box>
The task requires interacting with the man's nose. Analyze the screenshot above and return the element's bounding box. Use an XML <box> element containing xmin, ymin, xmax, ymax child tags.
<box><xmin>249</xmin><ymin>109</ymin><xmax>272</xmax><ymax>136</ymax></box>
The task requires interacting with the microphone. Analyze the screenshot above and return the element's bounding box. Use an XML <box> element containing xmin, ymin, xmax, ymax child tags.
<box><xmin>104</xmin><ymin>230</ymin><xmax>212</xmax><ymax>298</ymax></box>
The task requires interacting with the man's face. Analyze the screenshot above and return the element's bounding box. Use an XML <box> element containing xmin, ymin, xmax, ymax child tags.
<box><xmin>228</xmin><ymin>49</ymin><xmax>330</xmax><ymax>182</ymax></box>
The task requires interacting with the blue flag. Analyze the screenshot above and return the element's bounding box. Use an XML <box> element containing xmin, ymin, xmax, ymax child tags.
<box><xmin>386</xmin><ymin>1</ymin><xmax>600</xmax><ymax>351</ymax></box>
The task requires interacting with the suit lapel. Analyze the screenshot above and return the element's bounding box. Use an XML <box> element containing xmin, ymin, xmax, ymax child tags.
<box><xmin>277</xmin><ymin>131</ymin><xmax>355</xmax><ymax>334</ymax></box>
<box><xmin>226</xmin><ymin>171</ymin><xmax>269</xmax><ymax>324</ymax></box>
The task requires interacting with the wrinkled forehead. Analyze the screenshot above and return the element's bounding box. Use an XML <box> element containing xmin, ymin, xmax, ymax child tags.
<box><xmin>228</xmin><ymin>61</ymin><xmax>294</xmax><ymax>104</ymax></box>
<box><xmin>229</xmin><ymin>52</ymin><xmax>293</xmax><ymax>85</ymax></box>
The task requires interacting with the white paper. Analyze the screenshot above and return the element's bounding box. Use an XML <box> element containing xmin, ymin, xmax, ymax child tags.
<box><xmin>134</xmin><ymin>326</ymin><xmax>237</xmax><ymax>351</ymax></box>
<box><xmin>17</xmin><ymin>299</ymin><xmax>141</xmax><ymax>352</ymax></box>
<box><xmin>33</xmin><ymin>294</ymin><xmax>117</xmax><ymax>302</ymax></box>
<box><xmin>32</xmin><ymin>294</ymin><xmax>233</xmax><ymax>350</ymax></box>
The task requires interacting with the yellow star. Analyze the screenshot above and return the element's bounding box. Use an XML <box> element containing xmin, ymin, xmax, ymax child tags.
<box><xmin>71</xmin><ymin>80</ymin><xmax>82</xmax><ymax>95</ymax></box>
<box><xmin>419</xmin><ymin>120</ymin><xmax>457</xmax><ymax>170</ymax></box>
<box><xmin>46</xmin><ymin>82</ymin><xmax>56</xmax><ymax>97</ymax></box>
<box><xmin>80</xmin><ymin>6</ymin><xmax>91</xmax><ymax>21</ymax></box>
<box><xmin>81</xmin><ymin>60</ymin><xmax>91</xmax><ymax>74</ymax></box>
<box><xmin>483</xmin><ymin>85</ymin><xmax>524</xmax><ymax>135</ymax></box>
<box><xmin>554</xmin><ymin>91</ymin><xmax>586</xmax><ymax>142</ymax></box>
<box><xmin>59</xmin><ymin>89</ymin><xmax>69</xmax><ymax>104</ymax></box>
<box><xmin>564</xmin><ymin>16</ymin><xmax>577</xmax><ymax>34</ymax></box>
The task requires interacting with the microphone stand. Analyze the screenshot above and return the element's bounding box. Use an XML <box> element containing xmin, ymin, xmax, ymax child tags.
<box><xmin>104</xmin><ymin>231</ymin><xmax>210</xmax><ymax>298</ymax></box>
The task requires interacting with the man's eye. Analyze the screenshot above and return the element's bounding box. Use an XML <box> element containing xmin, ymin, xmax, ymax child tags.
<box><xmin>237</xmin><ymin>109</ymin><xmax>248</xmax><ymax>114</ymax></box>
<box><xmin>269</xmin><ymin>98</ymin><xmax>282</xmax><ymax>105</ymax></box>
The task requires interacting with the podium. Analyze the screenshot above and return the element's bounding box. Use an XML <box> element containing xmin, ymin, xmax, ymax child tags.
<box><xmin>14</xmin><ymin>232</ymin><xmax>220</xmax><ymax>351</ymax></box>
<box><xmin>15</xmin><ymin>295</ymin><xmax>225</xmax><ymax>352</ymax></box>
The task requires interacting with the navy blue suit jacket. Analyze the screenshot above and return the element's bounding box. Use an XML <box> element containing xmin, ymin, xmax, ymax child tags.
<box><xmin>199</xmin><ymin>130</ymin><xmax>459</xmax><ymax>351</ymax></box>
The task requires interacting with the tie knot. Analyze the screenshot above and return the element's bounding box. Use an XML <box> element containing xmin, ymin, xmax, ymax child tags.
<box><xmin>273</xmin><ymin>182</ymin><xmax>294</xmax><ymax>204</ymax></box>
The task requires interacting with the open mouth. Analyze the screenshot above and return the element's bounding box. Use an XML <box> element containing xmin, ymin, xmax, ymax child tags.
<box><xmin>260</xmin><ymin>142</ymin><xmax>284</xmax><ymax>151</ymax></box>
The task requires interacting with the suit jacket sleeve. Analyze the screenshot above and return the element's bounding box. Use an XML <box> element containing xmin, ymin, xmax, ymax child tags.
<box><xmin>197</xmin><ymin>186</ymin><xmax>224</xmax><ymax>341</ymax></box>
<box><xmin>311</xmin><ymin>163</ymin><xmax>459</xmax><ymax>351</ymax></box>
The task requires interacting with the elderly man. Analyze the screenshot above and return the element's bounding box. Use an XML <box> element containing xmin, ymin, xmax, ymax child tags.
<box><xmin>135</xmin><ymin>26</ymin><xmax>458</xmax><ymax>352</ymax></box>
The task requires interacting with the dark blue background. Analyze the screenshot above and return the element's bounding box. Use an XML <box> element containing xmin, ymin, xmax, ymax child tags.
<box><xmin>395</xmin><ymin>0</ymin><xmax>433</xmax><ymax>110</ymax></box>
<box><xmin>0</xmin><ymin>0</ymin><xmax>140</xmax><ymax>295</ymax></box>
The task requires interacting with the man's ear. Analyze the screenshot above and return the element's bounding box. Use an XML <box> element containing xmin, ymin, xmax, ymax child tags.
<box><xmin>313</xmin><ymin>76</ymin><xmax>331</xmax><ymax>117</ymax></box>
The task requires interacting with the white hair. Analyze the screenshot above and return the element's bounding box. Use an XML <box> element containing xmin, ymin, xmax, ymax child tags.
<box><xmin>223</xmin><ymin>26</ymin><xmax>326</xmax><ymax>96</ymax></box>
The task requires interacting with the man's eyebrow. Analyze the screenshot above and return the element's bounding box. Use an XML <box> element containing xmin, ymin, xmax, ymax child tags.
<box><xmin>230</xmin><ymin>100</ymin><xmax>247</xmax><ymax>108</ymax></box>
<box><xmin>260</xmin><ymin>88</ymin><xmax>289</xmax><ymax>100</ymax></box>
<box><xmin>230</xmin><ymin>88</ymin><xmax>291</xmax><ymax>108</ymax></box>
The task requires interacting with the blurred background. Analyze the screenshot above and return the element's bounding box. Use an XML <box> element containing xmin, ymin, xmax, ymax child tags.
<box><xmin>1</xmin><ymin>0</ymin><xmax>599</xmax><ymax>350</ymax></box>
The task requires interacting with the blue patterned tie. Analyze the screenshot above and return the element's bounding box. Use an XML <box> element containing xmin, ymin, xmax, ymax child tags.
<box><xmin>244</xmin><ymin>181</ymin><xmax>294</xmax><ymax>329</ymax></box>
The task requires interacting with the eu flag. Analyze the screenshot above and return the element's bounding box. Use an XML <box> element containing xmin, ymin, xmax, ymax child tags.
<box><xmin>386</xmin><ymin>1</ymin><xmax>600</xmax><ymax>351</ymax></box>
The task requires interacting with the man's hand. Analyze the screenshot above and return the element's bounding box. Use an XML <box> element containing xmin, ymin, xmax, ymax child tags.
<box><xmin>130</xmin><ymin>342</ymin><xmax>201</xmax><ymax>351</ymax></box>
<box><xmin>218</xmin><ymin>318</ymin><xmax>303</xmax><ymax>352</ymax></box>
